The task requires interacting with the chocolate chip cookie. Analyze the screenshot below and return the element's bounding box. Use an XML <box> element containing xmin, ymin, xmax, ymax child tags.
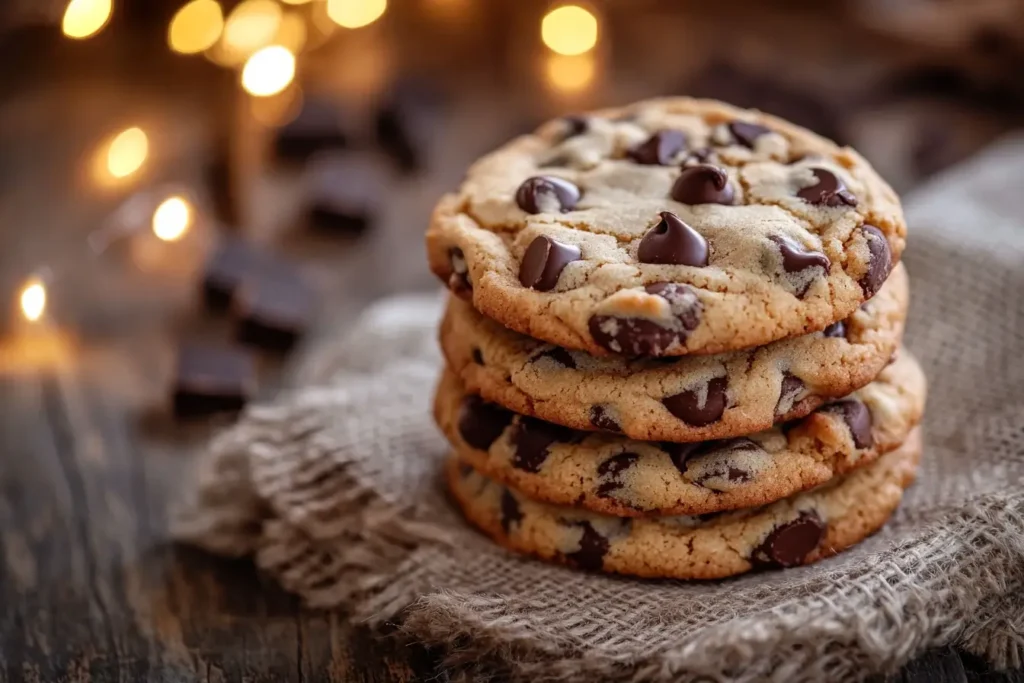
<box><xmin>435</xmin><ymin>348</ymin><xmax>925</xmax><ymax>517</ymax></box>
<box><xmin>447</xmin><ymin>427</ymin><xmax>921</xmax><ymax>579</ymax></box>
<box><xmin>440</xmin><ymin>263</ymin><xmax>907</xmax><ymax>443</ymax></box>
<box><xmin>426</xmin><ymin>97</ymin><xmax>905</xmax><ymax>356</ymax></box>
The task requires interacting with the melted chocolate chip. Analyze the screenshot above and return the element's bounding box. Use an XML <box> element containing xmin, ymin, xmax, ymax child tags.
<box><xmin>561</xmin><ymin>115</ymin><xmax>588</xmax><ymax>139</ymax></box>
<box><xmin>499</xmin><ymin>490</ymin><xmax>523</xmax><ymax>534</ymax></box>
<box><xmin>687</xmin><ymin>438</ymin><xmax>764</xmax><ymax>488</ymax></box>
<box><xmin>531</xmin><ymin>347</ymin><xmax>577</xmax><ymax>369</ymax></box>
<box><xmin>822</xmin><ymin>400</ymin><xmax>873</xmax><ymax>449</ymax></box>
<box><xmin>663</xmin><ymin>442</ymin><xmax>701</xmax><ymax>475</ymax></box>
<box><xmin>753</xmin><ymin>511</ymin><xmax>825</xmax><ymax>568</ymax></box>
<box><xmin>859</xmin><ymin>225</ymin><xmax>892</xmax><ymax>298</ymax></box>
<box><xmin>728</xmin><ymin>121</ymin><xmax>771</xmax><ymax>148</ymax></box>
<box><xmin>822</xmin><ymin>320</ymin><xmax>847</xmax><ymax>339</ymax></box>
<box><xmin>595</xmin><ymin>451</ymin><xmax>639</xmax><ymax>498</ymax></box>
<box><xmin>682</xmin><ymin>147</ymin><xmax>713</xmax><ymax>165</ymax></box>
<box><xmin>637</xmin><ymin>212</ymin><xmax>709</xmax><ymax>266</ymax></box>
<box><xmin>565</xmin><ymin>522</ymin><xmax>611</xmax><ymax>571</ymax></box>
<box><xmin>776</xmin><ymin>372</ymin><xmax>806</xmax><ymax>417</ymax></box>
<box><xmin>663</xmin><ymin>376</ymin><xmax>728</xmax><ymax>426</ymax></box>
<box><xmin>519</xmin><ymin>236</ymin><xmax>581</xmax><ymax>291</ymax></box>
<box><xmin>588</xmin><ymin>283</ymin><xmax>703</xmax><ymax>356</ymax></box>
<box><xmin>447</xmin><ymin>247</ymin><xmax>472</xmax><ymax>300</ymax></box>
<box><xmin>471</xmin><ymin>348</ymin><xmax>484</xmax><ymax>365</ymax></box>
<box><xmin>589</xmin><ymin>405</ymin><xmax>622</xmax><ymax>432</ymax></box>
<box><xmin>671</xmin><ymin>165</ymin><xmax>735</xmax><ymax>205</ymax></box>
<box><xmin>457</xmin><ymin>396</ymin><xmax>514</xmax><ymax>450</ymax></box>
<box><xmin>510</xmin><ymin>417</ymin><xmax>577</xmax><ymax>473</ymax></box>
<box><xmin>627</xmin><ymin>129</ymin><xmax>687</xmax><ymax>165</ymax></box>
<box><xmin>772</xmin><ymin>235</ymin><xmax>831</xmax><ymax>275</ymax></box>
<box><xmin>515</xmin><ymin>176</ymin><xmax>581</xmax><ymax>214</ymax></box>
<box><xmin>796</xmin><ymin>168</ymin><xmax>857</xmax><ymax>207</ymax></box>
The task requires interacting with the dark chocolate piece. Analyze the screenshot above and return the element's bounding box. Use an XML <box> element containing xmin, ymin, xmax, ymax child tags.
<box><xmin>274</xmin><ymin>96</ymin><xmax>350</xmax><ymax>163</ymax></box>
<box><xmin>172</xmin><ymin>343</ymin><xmax>257</xmax><ymax>418</ymax></box>
<box><xmin>374</xmin><ymin>79</ymin><xmax>443</xmax><ymax>173</ymax></box>
<box><xmin>304</xmin><ymin>153</ymin><xmax>389</xmax><ymax>234</ymax></box>
<box><xmin>202</xmin><ymin>239</ymin><xmax>274</xmax><ymax>312</ymax></box>
<box><xmin>234</xmin><ymin>271</ymin><xmax>316</xmax><ymax>352</ymax></box>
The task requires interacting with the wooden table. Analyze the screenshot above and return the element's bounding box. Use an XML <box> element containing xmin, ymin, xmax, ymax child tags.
<box><xmin>1</xmin><ymin>10</ymin><xmax>1023</xmax><ymax>682</ymax></box>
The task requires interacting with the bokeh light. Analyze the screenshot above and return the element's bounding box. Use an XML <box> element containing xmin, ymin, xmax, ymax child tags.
<box><xmin>327</xmin><ymin>0</ymin><xmax>388</xmax><ymax>29</ymax></box>
<box><xmin>105</xmin><ymin>127</ymin><xmax>149</xmax><ymax>180</ymax></box>
<box><xmin>19</xmin><ymin>279</ymin><xmax>47</xmax><ymax>323</ymax></box>
<box><xmin>152</xmin><ymin>196</ymin><xmax>193</xmax><ymax>242</ymax></box>
<box><xmin>250</xmin><ymin>84</ymin><xmax>304</xmax><ymax>127</ymax></box>
<box><xmin>222</xmin><ymin>0</ymin><xmax>282</xmax><ymax>57</ymax></box>
<box><xmin>62</xmin><ymin>0</ymin><xmax>113</xmax><ymax>39</ymax></box>
<box><xmin>241</xmin><ymin>45</ymin><xmax>296</xmax><ymax>97</ymax></box>
<box><xmin>541</xmin><ymin>5</ymin><xmax>598</xmax><ymax>56</ymax></box>
<box><xmin>545</xmin><ymin>53</ymin><xmax>596</xmax><ymax>93</ymax></box>
<box><xmin>280</xmin><ymin>0</ymin><xmax>313</xmax><ymax>4</ymax></box>
<box><xmin>275</xmin><ymin>11</ymin><xmax>308</xmax><ymax>53</ymax></box>
<box><xmin>168</xmin><ymin>0</ymin><xmax>224</xmax><ymax>55</ymax></box>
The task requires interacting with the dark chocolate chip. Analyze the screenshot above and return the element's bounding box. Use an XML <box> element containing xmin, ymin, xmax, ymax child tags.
<box><xmin>531</xmin><ymin>347</ymin><xmax>577</xmax><ymax>369</ymax></box>
<box><xmin>595</xmin><ymin>451</ymin><xmax>639</xmax><ymax>497</ymax></box>
<box><xmin>859</xmin><ymin>225</ymin><xmax>892</xmax><ymax>298</ymax></box>
<box><xmin>753</xmin><ymin>511</ymin><xmax>825</xmax><ymax>568</ymax></box>
<box><xmin>663</xmin><ymin>442</ymin><xmax>701</xmax><ymax>475</ymax></box>
<box><xmin>234</xmin><ymin>273</ymin><xmax>316</xmax><ymax>352</ymax></box>
<box><xmin>510</xmin><ymin>417</ymin><xmax>577</xmax><ymax>473</ymax></box>
<box><xmin>172</xmin><ymin>343</ymin><xmax>257</xmax><ymax>418</ymax></box>
<box><xmin>776</xmin><ymin>372</ymin><xmax>806</xmax><ymax>417</ymax></box>
<box><xmin>565</xmin><ymin>522</ymin><xmax>611</xmax><ymax>571</ymax></box>
<box><xmin>796</xmin><ymin>168</ymin><xmax>857</xmax><ymax>207</ymax></box>
<box><xmin>499</xmin><ymin>490</ymin><xmax>523</xmax><ymax>534</ymax></box>
<box><xmin>448</xmin><ymin>247</ymin><xmax>472</xmax><ymax>300</ymax></box>
<box><xmin>681</xmin><ymin>147</ymin><xmax>713</xmax><ymax>165</ymax></box>
<box><xmin>822</xmin><ymin>400</ymin><xmax>873</xmax><ymax>449</ymax></box>
<box><xmin>637</xmin><ymin>212</ymin><xmax>709</xmax><ymax>266</ymax></box>
<box><xmin>627</xmin><ymin>129</ymin><xmax>687</xmax><ymax>165</ymax></box>
<box><xmin>518</xmin><ymin>236</ymin><xmax>582</xmax><ymax>291</ymax></box>
<box><xmin>515</xmin><ymin>176</ymin><xmax>581</xmax><ymax>214</ymax></box>
<box><xmin>471</xmin><ymin>348</ymin><xmax>484</xmax><ymax>365</ymax></box>
<box><xmin>588</xmin><ymin>283</ymin><xmax>703</xmax><ymax>356</ymax></box>
<box><xmin>663</xmin><ymin>376</ymin><xmax>728</xmax><ymax>426</ymax></box>
<box><xmin>457</xmin><ymin>396</ymin><xmax>514</xmax><ymax>450</ymax></box>
<box><xmin>671</xmin><ymin>165</ymin><xmax>735</xmax><ymax>205</ymax></box>
<box><xmin>561</xmin><ymin>115</ymin><xmax>589</xmax><ymax>139</ymax></box>
<box><xmin>822</xmin><ymin>320</ymin><xmax>847</xmax><ymax>339</ymax></box>
<box><xmin>589</xmin><ymin>405</ymin><xmax>622</xmax><ymax>432</ymax></box>
<box><xmin>728</xmin><ymin>121</ymin><xmax>771</xmax><ymax>148</ymax></box>
<box><xmin>687</xmin><ymin>438</ymin><xmax>764</xmax><ymax>487</ymax></box>
<box><xmin>771</xmin><ymin>235</ymin><xmax>831</xmax><ymax>275</ymax></box>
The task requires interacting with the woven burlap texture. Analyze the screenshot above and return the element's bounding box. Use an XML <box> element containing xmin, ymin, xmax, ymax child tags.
<box><xmin>175</xmin><ymin>137</ymin><xmax>1024</xmax><ymax>683</ymax></box>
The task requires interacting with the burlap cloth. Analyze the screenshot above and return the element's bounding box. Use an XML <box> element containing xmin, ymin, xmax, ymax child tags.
<box><xmin>175</xmin><ymin>137</ymin><xmax>1024</xmax><ymax>683</ymax></box>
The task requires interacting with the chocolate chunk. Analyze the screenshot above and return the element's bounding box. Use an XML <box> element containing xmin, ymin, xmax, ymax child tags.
<box><xmin>471</xmin><ymin>348</ymin><xmax>484</xmax><ymax>365</ymax></box>
<box><xmin>457</xmin><ymin>396</ymin><xmax>514</xmax><ymax>450</ymax></box>
<box><xmin>728</xmin><ymin>121</ymin><xmax>771</xmax><ymax>148</ymax></box>
<box><xmin>588</xmin><ymin>283</ymin><xmax>703</xmax><ymax>356</ymax></box>
<box><xmin>234</xmin><ymin>271</ymin><xmax>316</xmax><ymax>352</ymax></box>
<box><xmin>448</xmin><ymin>247</ymin><xmax>472</xmax><ymax>300</ymax></box>
<box><xmin>663</xmin><ymin>376</ymin><xmax>728</xmax><ymax>426</ymax></box>
<box><xmin>671</xmin><ymin>165</ymin><xmax>735</xmax><ymax>205</ymax></box>
<box><xmin>202</xmin><ymin>238</ymin><xmax>276</xmax><ymax>311</ymax></box>
<box><xmin>374</xmin><ymin>79</ymin><xmax>441</xmax><ymax>173</ymax></box>
<box><xmin>627</xmin><ymin>129</ymin><xmax>687</xmax><ymax>165</ymax></box>
<box><xmin>589</xmin><ymin>405</ymin><xmax>621</xmax><ymax>432</ymax></box>
<box><xmin>772</xmin><ymin>235</ymin><xmax>831</xmax><ymax>275</ymax></box>
<box><xmin>637</xmin><ymin>212</ymin><xmax>709</xmax><ymax>266</ymax></box>
<box><xmin>561</xmin><ymin>115</ymin><xmax>589</xmax><ymax>139</ymax></box>
<box><xmin>681</xmin><ymin>147</ymin><xmax>713</xmax><ymax>165</ymax></box>
<box><xmin>499</xmin><ymin>490</ymin><xmax>523</xmax><ymax>535</ymax></box>
<box><xmin>518</xmin><ymin>236</ymin><xmax>581</xmax><ymax>291</ymax></box>
<box><xmin>274</xmin><ymin>96</ymin><xmax>349</xmax><ymax>162</ymax></box>
<box><xmin>859</xmin><ymin>225</ymin><xmax>892</xmax><ymax>298</ymax></box>
<box><xmin>686</xmin><ymin>438</ymin><xmax>764</xmax><ymax>487</ymax></box>
<box><xmin>776</xmin><ymin>372</ymin><xmax>806</xmax><ymax>417</ymax></box>
<box><xmin>565</xmin><ymin>522</ymin><xmax>611</xmax><ymax>571</ymax></box>
<box><xmin>172</xmin><ymin>343</ymin><xmax>257</xmax><ymax>418</ymax></box>
<box><xmin>753</xmin><ymin>512</ymin><xmax>825</xmax><ymax>568</ymax></box>
<box><xmin>822</xmin><ymin>400</ymin><xmax>873</xmax><ymax>449</ymax></box>
<box><xmin>796</xmin><ymin>168</ymin><xmax>857</xmax><ymax>207</ymax></box>
<box><xmin>595</xmin><ymin>451</ymin><xmax>639</xmax><ymax>497</ymax></box>
<box><xmin>822</xmin><ymin>320</ymin><xmax>847</xmax><ymax>339</ymax></box>
<box><xmin>510</xmin><ymin>417</ymin><xmax>577</xmax><ymax>473</ymax></box>
<box><xmin>304</xmin><ymin>153</ymin><xmax>388</xmax><ymax>234</ymax></box>
<box><xmin>531</xmin><ymin>347</ymin><xmax>577</xmax><ymax>370</ymax></box>
<box><xmin>515</xmin><ymin>176</ymin><xmax>581</xmax><ymax>214</ymax></box>
<box><xmin>663</xmin><ymin>442</ymin><xmax>701</xmax><ymax>475</ymax></box>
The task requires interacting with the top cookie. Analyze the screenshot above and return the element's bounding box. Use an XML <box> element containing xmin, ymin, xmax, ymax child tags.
<box><xmin>426</xmin><ymin>97</ymin><xmax>905</xmax><ymax>356</ymax></box>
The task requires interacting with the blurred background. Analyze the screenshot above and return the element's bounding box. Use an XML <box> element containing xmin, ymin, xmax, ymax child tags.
<box><xmin>2</xmin><ymin>0</ymin><xmax>1024</xmax><ymax>413</ymax></box>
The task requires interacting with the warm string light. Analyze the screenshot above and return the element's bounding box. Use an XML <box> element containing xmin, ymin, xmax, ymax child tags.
<box><xmin>105</xmin><ymin>127</ymin><xmax>149</xmax><ymax>179</ymax></box>
<box><xmin>541</xmin><ymin>4</ymin><xmax>598</xmax><ymax>56</ymax></box>
<box><xmin>62</xmin><ymin>0</ymin><xmax>113</xmax><ymax>39</ymax></box>
<box><xmin>19</xmin><ymin>279</ymin><xmax>47</xmax><ymax>323</ymax></box>
<box><xmin>327</xmin><ymin>0</ymin><xmax>388</xmax><ymax>29</ymax></box>
<box><xmin>241</xmin><ymin>45</ymin><xmax>297</xmax><ymax>96</ymax></box>
<box><xmin>219</xmin><ymin>0</ymin><xmax>283</xmax><ymax>64</ymax></box>
<box><xmin>152</xmin><ymin>196</ymin><xmax>193</xmax><ymax>242</ymax></box>
<box><xmin>168</xmin><ymin>0</ymin><xmax>225</xmax><ymax>55</ymax></box>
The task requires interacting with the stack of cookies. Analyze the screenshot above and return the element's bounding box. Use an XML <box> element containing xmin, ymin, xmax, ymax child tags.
<box><xmin>425</xmin><ymin>97</ymin><xmax>927</xmax><ymax>579</ymax></box>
